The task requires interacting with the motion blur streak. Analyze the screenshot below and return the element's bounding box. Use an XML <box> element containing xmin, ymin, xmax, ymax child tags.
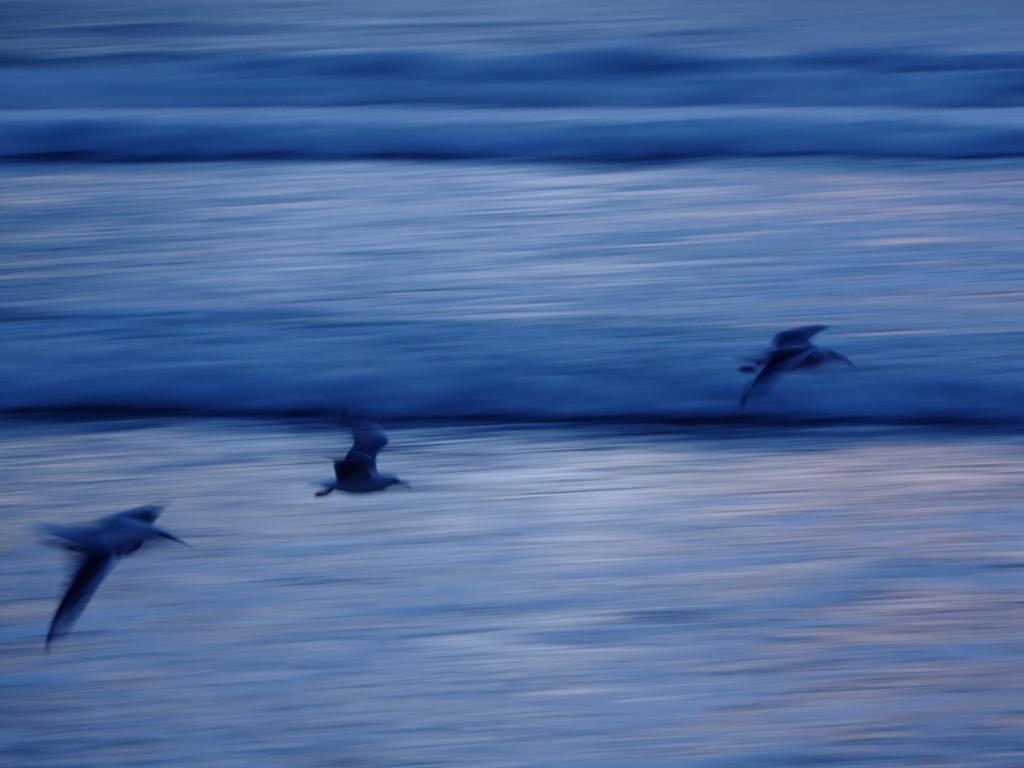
<box><xmin>3</xmin><ymin>1</ymin><xmax>1024</xmax><ymax>766</ymax></box>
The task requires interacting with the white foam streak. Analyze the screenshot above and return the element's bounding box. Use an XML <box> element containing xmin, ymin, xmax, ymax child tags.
<box><xmin>4</xmin><ymin>47</ymin><xmax>1024</xmax><ymax>162</ymax></box>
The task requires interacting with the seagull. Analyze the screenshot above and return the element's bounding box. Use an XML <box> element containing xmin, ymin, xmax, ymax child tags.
<box><xmin>739</xmin><ymin>325</ymin><xmax>854</xmax><ymax>407</ymax></box>
<box><xmin>315</xmin><ymin>417</ymin><xmax>407</xmax><ymax>496</ymax></box>
<box><xmin>42</xmin><ymin>504</ymin><xmax>187</xmax><ymax>648</ymax></box>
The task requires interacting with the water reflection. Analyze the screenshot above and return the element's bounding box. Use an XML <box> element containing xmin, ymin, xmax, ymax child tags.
<box><xmin>2</xmin><ymin>420</ymin><xmax>1023</xmax><ymax>765</ymax></box>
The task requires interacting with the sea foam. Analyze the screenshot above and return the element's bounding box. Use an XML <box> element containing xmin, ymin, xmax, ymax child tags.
<box><xmin>3</xmin><ymin>48</ymin><xmax>1024</xmax><ymax>162</ymax></box>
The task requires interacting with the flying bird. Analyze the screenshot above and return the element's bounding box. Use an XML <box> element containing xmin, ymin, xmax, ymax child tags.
<box><xmin>316</xmin><ymin>417</ymin><xmax>407</xmax><ymax>496</ymax></box>
<box><xmin>42</xmin><ymin>504</ymin><xmax>187</xmax><ymax>647</ymax></box>
<box><xmin>739</xmin><ymin>325</ymin><xmax>854</xmax><ymax>407</ymax></box>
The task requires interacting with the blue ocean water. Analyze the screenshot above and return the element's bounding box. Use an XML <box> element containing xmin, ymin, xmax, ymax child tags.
<box><xmin>1</xmin><ymin>1</ymin><xmax>1024</xmax><ymax>424</ymax></box>
<box><xmin>4</xmin><ymin>418</ymin><xmax>1024</xmax><ymax>768</ymax></box>
<box><xmin>5</xmin><ymin>158</ymin><xmax>1024</xmax><ymax>423</ymax></box>
<box><xmin>2</xmin><ymin>2</ymin><xmax>1024</xmax><ymax>163</ymax></box>
<box><xmin>4</xmin><ymin>2</ymin><xmax>1024</xmax><ymax>767</ymax></box>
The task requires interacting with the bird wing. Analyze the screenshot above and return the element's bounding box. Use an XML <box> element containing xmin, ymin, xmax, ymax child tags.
<box><xmin>740</xmin><ymin>364</ymin><xmax>780</xmax><ymax>408</ymax></box>
<box><xmin>739</xmin><ymin>348</ymin><xmax>817</xmax><ymax>407</ymax></box>
<box><xmin>47</xmin><ymin>552</ymin><xmax>118</xmax><ymax>647</ymax></box>
<box><xmin>112</xmin><ymin>504</ymin><xmax>165</xmax><ymax>524</ymax></box>
<box><xmin>41</xmin><ymin>505</ymin><xmax>166</xmax><ymax>552</ymax></box>
<box><xmin>822</xmin><ymin>348</ymin><xmax>855</xmax><ymax>368</ymax></box>
<box><xmin>348</xmin><ymin>419</ymin><xmax>389</xmax><ymax>459</ymax></box>
<box><xmin>766</xmin><ymin>346</ymin><xmax>817</xmax><ymax>373</ymax></box>
<box><xmin>104</xmin><ymin>516</ymin><xmax>188</xmax><ymax>552</ymax></box>
<box><xmin>333</xmin><ymin>452</ymin><xmax>375</xmax><ymax>483</ymax></box>
<box><xmin>40</xmin><ymin>522</ymin><xmax>96</xmax><ymax>552</ymax></box>
<box><xmin>772</xmin><ymin>325</ymin><xmax>828</xmax><ymax>349</ymax></box>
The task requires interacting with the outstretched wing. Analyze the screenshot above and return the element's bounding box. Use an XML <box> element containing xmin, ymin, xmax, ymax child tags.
<box><xmin>739</xmin><ymin>347</ymin><xmax>817</xmax><ymax>407</ymax></box>
<box><xmin>333</xmin><ymin>451</ymin><xmax>375</xmax><ymax>483</ymax></box>
<box><xmin>772</xmin><ymin>325</ymin><xmax>828</xmax><ymax>349</ymax></box>
<box><xmin>348</xmin><ymin>419</ymin><xmax>389</xmax><ymax>460</ymax></box>
<box><xmin>740</xmin><ymin>365</ymin><xmax>779</xmax><ymax>408</ymax></box>
<box><xmin>816</xmin><ymin>347</ymin><xmax>855</xmax><ymax>368</ymax></box>
<box><xmin>112</xmin><ymin>504</ymin><xmax>165</xmax><ymax>524</ymax></box>
<box><xmin>40</xmin><ymin>522</ymin><xmax>96</xmax><ymax>552</ymax></box>
<box><xmin>47</xmin><ymin>553</ymin><xmax>118</xmax><ymax>647</ymax></box>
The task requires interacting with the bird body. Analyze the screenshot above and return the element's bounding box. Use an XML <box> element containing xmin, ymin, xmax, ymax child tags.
<box><xmin>740</xmin><ymin>325</ymin><xmax>854</xmax><ymax>407</ymax></box>
<box><xmin>43</xmin><ymin>504</ymin><xmax>186</xmax><ymax>647</ymax></box>
<box><xmin>316</xmin><ymin>418</ymin><xmax>406</xmax><ymax>496</ymax></box>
